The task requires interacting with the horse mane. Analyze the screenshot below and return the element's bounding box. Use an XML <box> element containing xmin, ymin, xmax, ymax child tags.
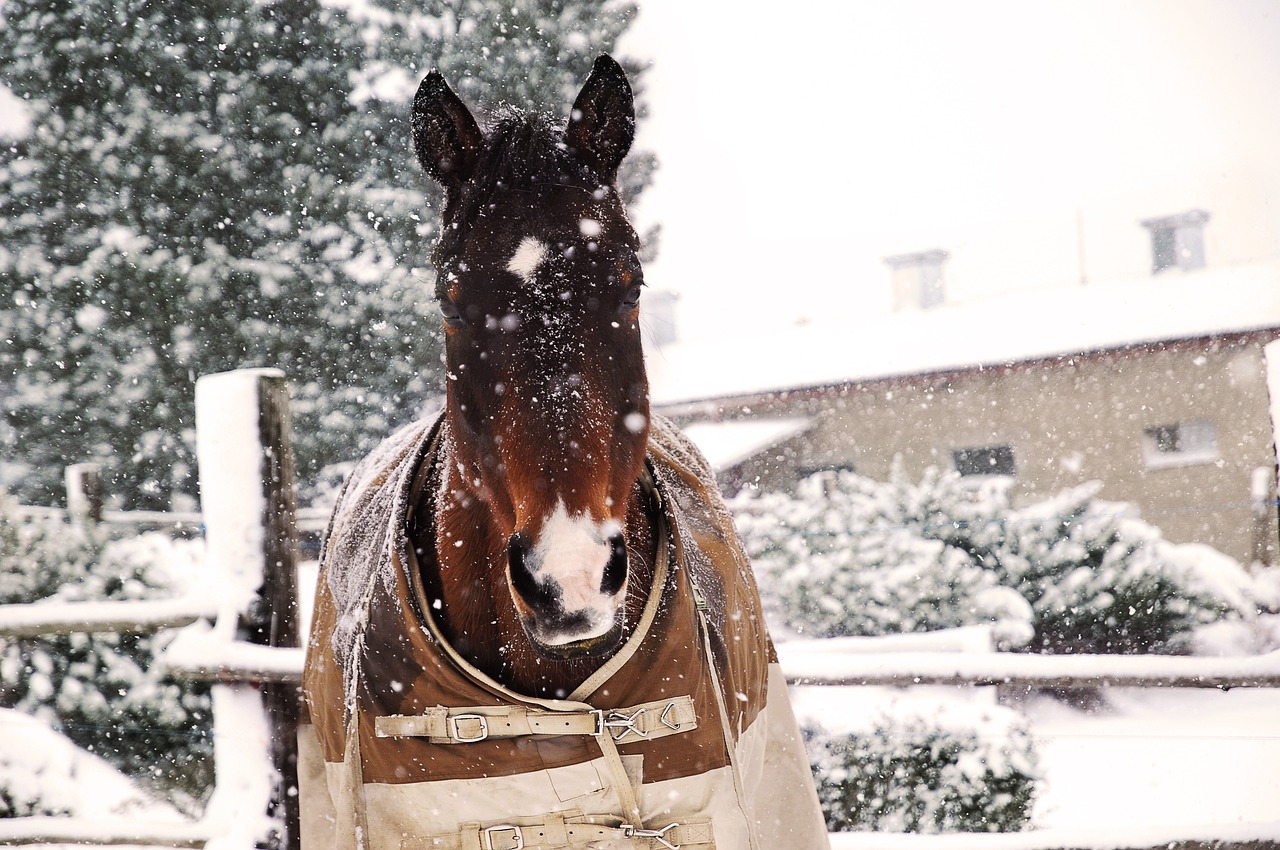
<box><xmin>432</xmin><ymin>108</ymin><xmax>594</xmax><ymax>268</ymax></box>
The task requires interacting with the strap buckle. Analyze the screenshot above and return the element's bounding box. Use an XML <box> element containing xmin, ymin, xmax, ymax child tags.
<box><xmin>450</xmin><ymin>713</ymin><xmax>489</xmax><ymax>743</ymax></box>
<box><xmin>621</xmin><ymin>822</ymin><xmax>681</xmax><ymax>850</ymax></box>
<box><xmin>483</xmin><ymin>824</ymin><xmax>523</xmax><ymax>850</ymax></box>
<box><xmin>593</xmin><ymin>707</ymin><xmax>648</xmax><ymax>741</ymax></box>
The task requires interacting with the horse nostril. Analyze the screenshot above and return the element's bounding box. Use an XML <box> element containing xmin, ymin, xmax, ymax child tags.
<box><xmin>600</xmin><ymin>533</ymin><xmax>627</xmax><ymax>595</ymax></box>
<box><xmin>508</xmin><ymin>533</ymin><xmax>552</xmax><ymax>607</ymax></box>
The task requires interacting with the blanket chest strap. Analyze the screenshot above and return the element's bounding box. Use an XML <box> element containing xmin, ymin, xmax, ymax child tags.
<box><xmin>401</xmin><ymin>812</ymin><xmax>714</xmax><ymax>850</ymax></box>
<box><xmin>375</xmin><ymin>695</ymin><xmax>697</xmax><ymax>744</ymax></box>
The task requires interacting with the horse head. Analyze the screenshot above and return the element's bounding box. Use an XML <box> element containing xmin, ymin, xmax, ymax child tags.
<box><xmin>412</xmin><ymin>56</ymin><xmax>649</xmax><ymax>661</ymax></box>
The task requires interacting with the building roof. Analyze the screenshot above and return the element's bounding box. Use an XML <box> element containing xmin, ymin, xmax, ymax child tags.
<box><xmin>648</xmin><ymin>258</ymin><xmax>1280</xmax><ymax>408</ymax></box>
<box><xmin>679</xmin><ymin>418</ymin><xmax>812</xmax><ymax>471</ymax></box>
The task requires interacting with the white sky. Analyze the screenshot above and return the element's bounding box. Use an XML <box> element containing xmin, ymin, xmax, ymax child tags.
<box><xmin>4</xmin><ymin>1</ymin><xmax>1279</xmax><ymax>344</ymax></box>
<box><xmin>619</xmin><ymin>0</ymin><xmax>1280</xmax><ymax>339</ymax></box>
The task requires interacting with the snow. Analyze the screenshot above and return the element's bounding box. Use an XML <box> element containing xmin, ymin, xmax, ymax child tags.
<box><xmin>0</xmin><ymin>707</ymin><xmax>184</xmax><ymax>821</ymax></box>
<box><xmin>0</xmin><ymin>84</ymin><xmax>31</xmax><ymax>140</ymax></box>
<box><xmin>790</xmin><ymin>650</ymin><xmax>1280</xmax><ymax>844</ymax></box>
<box><xmin>162</xmin><ymin>619</ymin><xmax>304</xmax><ymax>682</ymax></box>
<box><xmin>826</xmin><ymin>820</ymin><xmax>1280</xmax><ymax>850</ymax></box>
<box><xmin>194</xmin><ymin>369</ymin><xmax>277</xmax><ymax>639</ymax></box>
<box><xmin>1025</xmin><ymin>688</ymin><xmax>1280</xmax><ymax>832</ymax></box>
<box><xmin>649</xmin><ymin>259</ymin><xmax>1280</xmax><ymax>406</ymax></box>
<box><xmin>202</xmin><ymin>684</ymin><xmax>277</xmax><ymax>850</ymax></box>
<box><xmin>0</xmin><ymin>690</ymin><xmax>281</xmax><ymax>848</ymax></box>
<box><xmin>778</xmin><ymin>645</ymin><xmax>1280</xmax><ymax>688</ymax></box>
<box><xmin>784</xmin><ymin>627</ymin><xmax>996</xmax><ymax>656</ymax></box>
<box><xmin>679</xmin><ymin>417</ymin><xmax>812</xmax><ymax>471</ymax></box>
<box><xmin>0</xmin><ymin>594</ymin><xmax>216</xmax><ymax>638</ymax></box>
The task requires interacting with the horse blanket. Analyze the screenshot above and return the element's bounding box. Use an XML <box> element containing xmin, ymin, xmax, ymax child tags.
<box><xmin>299</xmin><ymin>415</ymin><xmax>829</xmax><ymax>850</ymax></box>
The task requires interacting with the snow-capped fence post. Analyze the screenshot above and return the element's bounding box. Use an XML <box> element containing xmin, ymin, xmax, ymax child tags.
<box><xmin>195</xmin><ymin>368</ymin><xmax>301</xmax><ymax>850</ymax></box>
<box><xmin>65</xmin><ymin>462</ymin><xmax>103</xmax><ymax>528</ymax></box>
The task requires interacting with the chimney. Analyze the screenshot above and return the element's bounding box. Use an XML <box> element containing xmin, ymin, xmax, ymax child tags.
<box><xmin>1139</xmin><ymin>209</ymin><xmax>1210</xmax><ymax>274</ymax></box>
<box><xmin>884</xmin><ymin>249</ymin><xmax>948</xmax><ymax>310</ymax></box>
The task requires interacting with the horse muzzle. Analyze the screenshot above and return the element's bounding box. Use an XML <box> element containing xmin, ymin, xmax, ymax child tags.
<box><xmin>507</xmin><ymin>509</ymin><xmax>629</xmax><ymax>659</ymax></box>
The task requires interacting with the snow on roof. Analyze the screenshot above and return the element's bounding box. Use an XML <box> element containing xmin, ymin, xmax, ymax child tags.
<box><xmin>679</xmin><ymin>417</ymin><xmax>812</xmax><ymax>471</ymax></box>
<box><xmin>649</xmin><ymin>258</ymin><xmax>1280</xmax><ymax>407</ymax></box>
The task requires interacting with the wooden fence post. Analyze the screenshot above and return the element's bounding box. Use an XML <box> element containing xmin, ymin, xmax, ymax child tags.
<box><xmin>195</xmin><ymin>368</ymin><xmax>300</xmax><ymax>850</ymax></box>
<box><xmin>65</xmin><ymin>463</ymin><xmax>103</xmax><ymax>528</ymax></box>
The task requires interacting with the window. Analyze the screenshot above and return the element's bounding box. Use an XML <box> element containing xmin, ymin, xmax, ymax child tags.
<box><xmin>1139</xmin><ymin>210</ymin><xmax>1210</xmax><ymax>274</ymax></box>
<box><xmin>1140</xmin><ymin>421</ymin><xmax>1218</xmax><ymax>469</ymax></box>
<box><xmin>884</xmin><ymin>249</ymin><xmax>948</xmax><ymax>310</ymax></box>
<box><xmin>953</xmin><ymin>445</ymin><xmax>1016</xmax><ymax>477</ymax></box>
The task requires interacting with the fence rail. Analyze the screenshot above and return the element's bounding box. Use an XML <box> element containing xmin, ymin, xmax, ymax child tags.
<box><xmin>12</xmin><ymin>503</ymin><xmax>330</xmax><ymax>531</ymax></box>
<box><xmin>779</xmin><ymin>645</ymin><xmax>1280</xmax><ymax>689</ymax></box>
<box><xmin>0</xmin><ymin>596</ymin><xmax>217</xmax><ymax>639</ymax></box>
<box><xmin>0</xmin><ymin>819</ymin><xmax>212</xmax><ymax>848</ymax></box>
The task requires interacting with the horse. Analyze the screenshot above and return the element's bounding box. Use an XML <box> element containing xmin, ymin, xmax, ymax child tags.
<box><xmin>299</xmin><ymin>55</ymin><xmax>829</xmax><ymax>850</ymax></box>
<box><xmin>407</xmin><ymin>53</ymin><xmax>657</xmax><ymax>700</ymax></box>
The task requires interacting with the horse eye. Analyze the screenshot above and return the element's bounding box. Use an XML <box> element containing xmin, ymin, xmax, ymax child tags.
<box><xmin>620</xmin><ymin>285</ymin><xmax>642</xmax><ymax>311</ymax></box>
<box><xmin>439</xmin><ymin>299</ymin><xmax>464</xmax><ymax>327</ymax></box>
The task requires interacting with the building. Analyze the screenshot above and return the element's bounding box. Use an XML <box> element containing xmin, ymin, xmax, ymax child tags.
<box><xmin>648</xmin><ymin>211</ymin><xmax>1280</xmax><ymax>568</ymax></box>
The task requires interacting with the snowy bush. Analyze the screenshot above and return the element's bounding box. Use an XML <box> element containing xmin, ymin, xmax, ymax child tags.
<box><xmin>926</xmin><ymin>479</ymin><xmax>1246</xmax><ymax>653</ymax></box>
<box><xmin>804</xmin><ymin>702</ymin><xmax>1037</xmax><ymax>833</ymax></box>
<box><xmin>733</xmin><ymin>468</ymin><xmax>1034</xmax><ymax>647</ymax></box>
<box><xmin>733</xmin><ymin>464</ymin><xmax>1252</xmax><ymax>653</ymax></box>
<box><xmin>0</xmin><ymin>502</ymin><xmax>212</xmax><ymax>812</ymax></box>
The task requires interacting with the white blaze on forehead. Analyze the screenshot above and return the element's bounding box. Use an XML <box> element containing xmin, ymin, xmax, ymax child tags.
<box><xmin>528</xmin><ymin>500</ymin><xmax>622</xmax><ymax>644</ymax></box>
<box><xmin>506</xmin><ymin>236</ymin><xmax>550</xmax><ymax>285</ymax></box>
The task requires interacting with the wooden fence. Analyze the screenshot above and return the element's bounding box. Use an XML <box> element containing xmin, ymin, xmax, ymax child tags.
<box><xmin>0</xmin><ymin>369</ymin><xmax>303</xmax><ymax>850</ymax></box>
<box><xmin>1</xmin><ymin>366</ymin><xmax>1278</xmax><ymax>850</ymax></box>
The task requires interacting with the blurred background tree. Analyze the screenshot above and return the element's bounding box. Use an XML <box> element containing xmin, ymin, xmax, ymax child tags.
<box><xmin>0</xmin><ymin>0</ymin><xmax>651</xmax><ymax>510</ymax></box>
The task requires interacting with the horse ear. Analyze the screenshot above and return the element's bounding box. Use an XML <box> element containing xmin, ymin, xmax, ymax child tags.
<box><xmin>566</xmin><ymin>55</ymin><xmax>635</xmax><ymax>182</ymax></box>
<box><xmin>412</xmin><ymin>71</ymin><xmax>482</xmax><ymax>191</ymax></box>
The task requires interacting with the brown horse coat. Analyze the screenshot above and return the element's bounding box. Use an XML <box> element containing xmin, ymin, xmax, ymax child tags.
<box><xmin>299</xmin><ymin>415</ymin><xmax>829</xmax><ymax>849</ymax></box>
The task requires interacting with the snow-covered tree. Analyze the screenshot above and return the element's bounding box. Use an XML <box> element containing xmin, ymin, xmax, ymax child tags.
<box><xmin>0</xmin><ymin>0</ymin><xmax>647</xmax><ymax>509</ymax></box>
<box><xmin>733</xmin><ymin>464</ymin><xmax>1256</xmax><ymax>653</ymax></box>
<box><xmin>804</xmin><ymin>701</ymin><xmax>1038</xmax><ymax>833</ymax></box>
<box><xmin>0</xmin><ymin>500</ymin><xmax>212</xmax><ymax>809</ymax></box>
<box><xmin>733</xmin><ymin>468</ymin><xmax>1035</xmax><ymax>647</ymax></box>
<box><xmin>926</xmin><ymin>477</ymin><xmax>1250</xmax><ymax>653</ymax></box>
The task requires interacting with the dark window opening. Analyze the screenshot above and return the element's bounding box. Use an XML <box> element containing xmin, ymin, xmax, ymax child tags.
<box><xmin>1150</xmin><ymin>226</ymin><xmax>1178</xmax><ymax>274</ymax></box>
<box><xmin>1146</xmin><ymin>424</ymin><xmax>1182</xmax><ymax>454</ymax></box>
<box><xmin>953</xmin><ymin>445</ymin><xmax>1016</xmax><ymax>477</ymax></box>
<box><xmin>1141</xmin><ymin>421</ymin><xmax>1218</xmax><ymax>469</ymax></box>
<box><xmin>1140</xmin><ymin>210</ymin><xmax>1209</xmax><ymax>274</ymax></box>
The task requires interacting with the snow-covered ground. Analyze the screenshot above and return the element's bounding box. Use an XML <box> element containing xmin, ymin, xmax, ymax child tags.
<box><xmin>793</xmin><ymin>682</ymin><xmax>1280</xmax><ymax>841</ymax></box>
<box><xmin>0</xmin><ymin>708</ymin><xmax>184</xmax><ymax>822</ymax></box>
<box><xmin>788</xmin><ymin>617</ymin><xmax>1280</xmax><ymax>837</ymax></box>
<box><xmin>1026</xmin><ymin>688</ymin><xmax>1280</xmax><ymax>830</ymax></box>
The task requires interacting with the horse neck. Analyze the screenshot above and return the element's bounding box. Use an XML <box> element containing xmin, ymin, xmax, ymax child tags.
<box><xmin>415</xmin><ymin>430</ymin><xmax>660</xmax><ymax>700</ymax></box>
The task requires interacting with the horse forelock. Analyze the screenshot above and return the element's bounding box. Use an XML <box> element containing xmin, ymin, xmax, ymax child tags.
<box><xmin>431</xmin><ymin>108</ymin><xmax>597</xmax><ymax>269</ymax></box>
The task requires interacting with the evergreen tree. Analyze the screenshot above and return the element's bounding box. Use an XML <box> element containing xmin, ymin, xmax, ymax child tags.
<box><xmin>0</xmin><ymin>0</ymin><xmax>646</xmax><ymax>509</ymax></box>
